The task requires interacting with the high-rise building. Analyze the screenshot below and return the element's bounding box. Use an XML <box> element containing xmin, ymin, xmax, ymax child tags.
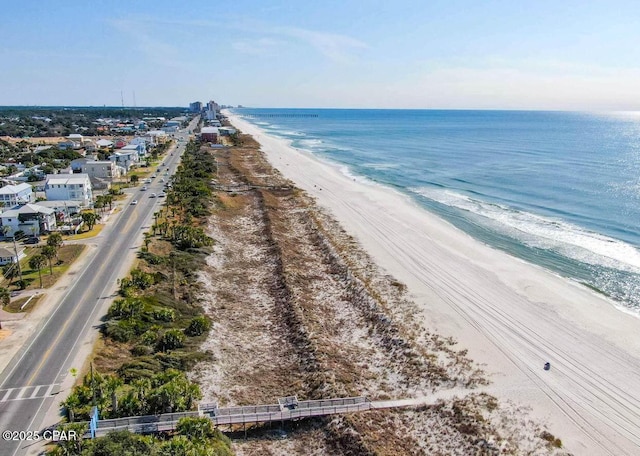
<box><xmin>205</xmin><ymin>100</ymin><xmax>219</xmax><ymax>120</ymax></box>
<box><xmin>189</xmin><ymin>101</ymin><xmax>203</xmax><ymax>112</ymax></box>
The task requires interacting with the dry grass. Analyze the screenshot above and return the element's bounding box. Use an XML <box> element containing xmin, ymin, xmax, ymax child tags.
<box><xmin>4</xmin><ymin>293</ymin><xmax>42</xmax><ymax>313</ymax></box>
<box><xmin>189</xmin><ymin>136</ymin><xmax>566</xmax><ymax>455</ymax></box>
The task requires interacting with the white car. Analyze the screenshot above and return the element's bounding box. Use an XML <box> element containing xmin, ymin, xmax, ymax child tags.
<box><xmin>131</xmin><ymin>200</ymin><xmax>138</xmax><ymax>205</ymax></box>
<box><xmin>158</xmin><ymin>192</ymin><xmax>166</xmax><ymax>197</ymax></box>
<box><xmin>141</xmin><ymin>186</ymin><xmax>148</xmax><ymax>191</ymax></box>
<box><xmin>150</xmin><ymin>193</ymin><xmax>157</xmax><ymax>198</ymax></box>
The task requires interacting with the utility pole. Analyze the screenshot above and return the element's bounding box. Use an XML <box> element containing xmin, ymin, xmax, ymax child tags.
<box><xmin>91</xmin><ymin>362</ymin><xmax>97</xmax><ymax>408</ymax></box>
<box><xmin>12</xmin><ymin>236</ymin><xmax>22</xmax><ymax>283</ymax></box>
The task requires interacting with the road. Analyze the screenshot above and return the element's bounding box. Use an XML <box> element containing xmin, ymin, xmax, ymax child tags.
<box><xmin>0</xmin><ymin>124</ymin><xmax>195</xmax><ymax>456</ymax></box>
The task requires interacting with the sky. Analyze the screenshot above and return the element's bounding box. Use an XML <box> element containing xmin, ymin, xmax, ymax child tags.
<box><xmin>3</xmin><ymin>0</ymin><xmax>640</xmax><ymax>110</ymax></box>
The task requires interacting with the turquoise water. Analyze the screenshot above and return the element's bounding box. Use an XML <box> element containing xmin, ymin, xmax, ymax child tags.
<box><xmin>230</xmin><ymin>109</ymin><xmax>640</xmax><ymax>313</ymax></box>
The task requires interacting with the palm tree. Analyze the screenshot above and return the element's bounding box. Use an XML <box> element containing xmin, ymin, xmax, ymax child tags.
<box><xmin>61</xmin><ymin>392</ymin><xmax>81</xmax><ymax>422</ymax></box>
<box><xmin>29</xmin><ymin>254</ymin><xmax>46</xmax><ymax>288</ymax></box>
<box><xmin>103</xmin><ymin>194</ymin><xmax>114</xmax><ymax>210</ymax></box>
<box><xmin>81</xmin><ymin>211</ymin><xmax>99</xmax><ymax>231</ymax></box>
<box><xmin>41</xmin><ymin>245</ymin><xmax>57</xmax><ymax>274</ymax></box>
<box><xmin>104</xmin><ymin>375</ymin><xmax>123</xmax><ymax>416</ymax></box>
<box><xmin>47</xmin><ymin>232</ymin><xmax>63</xmax><ymax>249</ymax></box>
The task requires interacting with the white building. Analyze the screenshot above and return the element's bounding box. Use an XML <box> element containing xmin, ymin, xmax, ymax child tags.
<box><xmin>0</xmin><ymin>246</ymin><xmax>25</xmax><ymax>266</ymax></box>
<box><xmin>109</xmin><ymin>150</ymin><xmax>138</xmax><ymax>172</ymax></box>
<box><xmin>44</xmin><ymin>174</ymin><xmax>93</xmax><ymax>207</ymax></box>
<box><xmin>0</xmin><ymin>203</ymin><xmax>56</xmax><ymax>237</ymax></box>
<box><xmin>37</xmin><ymin>200</ymin><xmax>82</xmax><ymax>218</ymax></box>
<box><xmin>0</xmin><ymin>183</ymin><xmax>34</xmax><ymax>207</ymax></box>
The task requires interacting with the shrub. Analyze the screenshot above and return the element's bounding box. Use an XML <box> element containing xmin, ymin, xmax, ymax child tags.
<box><xmin>158</xmin><ymin>329</ymin><xmax>185</xmax><ymax>351</ymax></box>
<box><xmin>185</xmin><ymin>315</ymin><xmax>211</xmax><ymax>336</ymax></box>
<box><xmin>152</xmin><ymin>307</ymin><xmax>175</xmax><ymax>322</ymax></box>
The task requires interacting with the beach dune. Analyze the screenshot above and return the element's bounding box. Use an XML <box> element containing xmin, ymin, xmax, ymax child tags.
<box><xmin>226</xmin><ymin>111</ymin><xmax>640</xmax><ymax>456</ymax></box>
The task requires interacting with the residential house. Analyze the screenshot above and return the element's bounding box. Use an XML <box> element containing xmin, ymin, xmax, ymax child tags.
<box><xmin>0</xmin><ymin>246</ymin><xmax>25</xmax><ymax>265</ymax></box>
<box><xmin>96</xmin><ymin>139</ymin><xmax>114</xmax><ymax>149</ymax></box>
<box><xmin>121</xmin><ymin>143</ymin><xmax>146</xmax><ymax>158</ymax></box>
<box><xmin>147</xmin><ymin>130</ymin><xmax>168</xmax><ymax>145</ymax></box>
<box><xmin>58</xmin><ymin>140</ymin><xmax>81</xmax><ymax>151</ymax></box>
<box><xmin>44</xmin><ymin>173</ymin><xmax>93</xmax><ymax>207</ymax></box>
<box><xmin>109</xmin><ymin>150</ymin><xmax>138</xmax><ymax>172</ymax></box>
<box><xmin>0</xmin><ymin>183</ymin><xmax>34</xmax><ymax>207</ymax></box>
<box><xmin>0</xmin><ymin>203</ymin><xmax>56</xmax><ymax>237</ymax></box>
<box><xmin>37</xmin><ymin>200</ymin><xmax>82</xmax><ymax>220</ymax></box>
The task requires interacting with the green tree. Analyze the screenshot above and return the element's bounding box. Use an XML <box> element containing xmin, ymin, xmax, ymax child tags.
<box><xmin>103</xmin><ymin>194</ymin><xmax>114</xmax><ymax>210</ymax></box>
<box><xmin>130</xmin><ymin>174</ymin><xmax>139</xmax><ymax>184</ymax></box>
<box><xmin>0</xmin><ymin>287</ymin><xmax>9</xmax><ymax>307</ymax></box>
<box><xmin>81</xmin><ymin>211</ymin><xmax>99</xmax><ymax>231</ymax></box>
<box><xmin>104</xmin><ymin>375</ymin><xmax>123</xmax><ymax>416</ymax></box>
<box><xmin>41</xmin><ymin>245</ymin><xmax>57</xmax><ymax>274</ymax></box>
<box><xmin>28</xmin><ymin>254</ymin><xmax>46</xmax><ymax>288</ymax></box>
<box><xmin>47</xmin><ymin>232</ymin><xmax>63</xmax><ymax>249</ymax></box>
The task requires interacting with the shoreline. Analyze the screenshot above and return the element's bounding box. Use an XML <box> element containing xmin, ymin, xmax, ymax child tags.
<box><xmin>226</xmin><ymin>110</ymin><xmax>640</xmax><ymax>455</ymax></box>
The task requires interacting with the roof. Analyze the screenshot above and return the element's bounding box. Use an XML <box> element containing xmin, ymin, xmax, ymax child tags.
<box><xmin>96</xmin><ymin>139</ymin><xmax>113</xmax><ymax>146</ymax></box>
<box><xmin>1</xmin><ymin>203</ymin><xmax>55</xmax><ymax>217</ymax></box>
<box><xmin>121</xmin><ymin>144</ymin><xmax>140</xmax><ymax>150</ymax></box>
<box><xmin>85</xmin><ymin>160</ymin><xmax>113</xmax><ymax>165</ymax></box>
<box><xmin>45</xmin><ymin>174</ymin><xmax>90</xmax><ymax>185</ymax></box>
<box><xmin>37</xmin><ymin>200</ymin><xmax>82</xmax><ymax>209</ymax></box>
<box><xmin>201</xmin><ymin>127</ymin><xmax>219</xmax><ymax>134</ymax></box>
<box><xmin>0</xmin><ymin>183</ymin><xmax>32</xmax><ymax>195</ymax></box>
<box><xmin>0</xmin><ymin>247</ymin><xmax>15</xmax><ymax>257</ymax></box>
<box><xmin>68</xmin><ymin>134</ymin><xmax>83</xmax><ymax>139</ymax></box>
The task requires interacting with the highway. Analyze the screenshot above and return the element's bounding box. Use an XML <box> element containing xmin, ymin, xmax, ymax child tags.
<box><xmin>0</xmin><ymin>122</ymin><xmax>195</xmax><ymax>456</ymax></box>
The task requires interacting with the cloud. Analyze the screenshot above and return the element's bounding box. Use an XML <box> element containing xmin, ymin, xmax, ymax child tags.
<box><xmin>232</xmin><ymin>37</ymin><xmax>286</xmax><ymax>56</ymax></box>
<box><xmin>273</xmin><ymin>26</ymin><xmax>367</xmax><ymax>63</ymax></box>
<box><xmin>111</xmin><ymin>15</ymin><xmax>367</xmax><ymax>63</ymax></box>
<box><xmin>107</xmin><ymin>18</ymin><xmax>189</xmax><ymax>69</ymax></box>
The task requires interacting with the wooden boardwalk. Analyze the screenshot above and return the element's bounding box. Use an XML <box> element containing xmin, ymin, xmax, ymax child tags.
<box><xmin>212</xmin><ymin>183</ymin><xmax>293</xmax><ymax>193</ymax></box>
<box><xmin>91</xmin><ymin>396</ymin><xmax>371</xmax><ymax>437</ymax></box>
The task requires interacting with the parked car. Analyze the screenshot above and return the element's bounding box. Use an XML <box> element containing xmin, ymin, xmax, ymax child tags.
<box><xmin>131</xmin><ymin>200</ymin><xmax>138</xmax><ymax>205</ymax></box>
<box><xmin>25</xmin><ymin>237</ymin><xmax>40</xmax><ymax>244</ymax></box>
<box><xmin>158</xmin><ymin>192</ymin><xmax>166</xmax><ymax>197</ymax></box>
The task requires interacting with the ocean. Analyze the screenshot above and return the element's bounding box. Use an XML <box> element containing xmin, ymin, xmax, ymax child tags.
<box><xmin>228</xmin><ymin>108</ymin><xmax>640</xmax><ymax>314</ymax></box>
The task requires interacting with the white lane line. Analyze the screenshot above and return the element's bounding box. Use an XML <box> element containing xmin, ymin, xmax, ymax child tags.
<box><xmin>30</xmin><ymin>385</ymin><xmax>43</xmax><ymax>398</ymax></box>
<box><xmin>0</xmin><ymin>388</ymin><xmax>15</xmax><ymax>402</ymax></box>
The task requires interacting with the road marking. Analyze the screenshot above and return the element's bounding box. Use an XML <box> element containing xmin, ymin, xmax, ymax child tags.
<box><xmin>25</xmin><ymin>252</ymin><xmax>113</xmax><ymax>386</ymax></box>
<box><xmin>0</xmin><ymin>384</ymin><xmax>58</xmax><ymax>402</ymax></box>
<box><xmin>0</xmin><ymin>388</ymin><xmax>15</xmax><ymax>402</ymax></box>
<box><xmin>45</xmin><ymin>383</ymin><xmax>56</xmax><ymax>396</ymax></box>
<box><xmin>30</xmin><ymin>385</ymin><xmax>42</xmax><ymax>398</ymax></box>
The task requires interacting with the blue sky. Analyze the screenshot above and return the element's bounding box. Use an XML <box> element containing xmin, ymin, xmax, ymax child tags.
<box><xmin>3</xmin><ymin>0</ymin><xmax>640</xmax><ymax>109</ymax></box>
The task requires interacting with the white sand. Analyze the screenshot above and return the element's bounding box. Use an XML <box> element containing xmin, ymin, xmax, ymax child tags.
<box><xmin>225</xmin><ymin>111</ymin><xmax>640</xmax><ymax>455</ymax></box>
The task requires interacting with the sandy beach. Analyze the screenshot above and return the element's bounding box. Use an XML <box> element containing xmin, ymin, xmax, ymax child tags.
<box><xmin>225</xmin><ymin>111</ymin><xmax>640</xmax><ymax>455</ymax></box>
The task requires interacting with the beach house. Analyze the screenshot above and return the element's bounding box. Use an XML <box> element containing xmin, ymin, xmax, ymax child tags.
<box><xmin>0</xmin><ymin>246</ymin><xmax>25</xmax><ymax>265</ymax></box>
<box><xmin>0</xmin><ymin>203</ymin><xmax>56</xmax><ymax>237</ymax></box>
<box><xmin>44</xmin><ymin>173</ymin><xmax>93</xmax><ymax>207</ymax></box>
<box><xmin>0</xmin><ymin>183</ymin><xmax>34</xmax><ymax>207</ymax></box>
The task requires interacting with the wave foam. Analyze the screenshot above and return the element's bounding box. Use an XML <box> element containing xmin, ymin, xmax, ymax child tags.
<box><xmin>411</xmin><ymin>187</ymin><xmax>640</xmax><ymax>273</ymax></box>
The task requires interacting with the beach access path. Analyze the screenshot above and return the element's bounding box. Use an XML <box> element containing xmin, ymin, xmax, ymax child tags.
<box><xmin>227</xmin><ymin>111</ymin><xmax>640</xmax><ymax>456</ymax></box>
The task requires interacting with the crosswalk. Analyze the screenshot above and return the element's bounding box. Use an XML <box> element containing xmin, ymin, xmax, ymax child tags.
<box><xmin>0</xmin><ymin>384</ymin><xmax>59</xmax><ymax>403</ymax></box>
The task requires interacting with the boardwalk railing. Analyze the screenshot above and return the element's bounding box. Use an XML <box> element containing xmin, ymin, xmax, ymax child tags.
<box><xmin>212</xmin><ymin>184</ymin><xmax>293</xmax><ymax>193</ymax></box>
<box><xmin>90</xmin><ymin>396</ymin><xmax>370</xmax><ymax>437</ymax></box>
